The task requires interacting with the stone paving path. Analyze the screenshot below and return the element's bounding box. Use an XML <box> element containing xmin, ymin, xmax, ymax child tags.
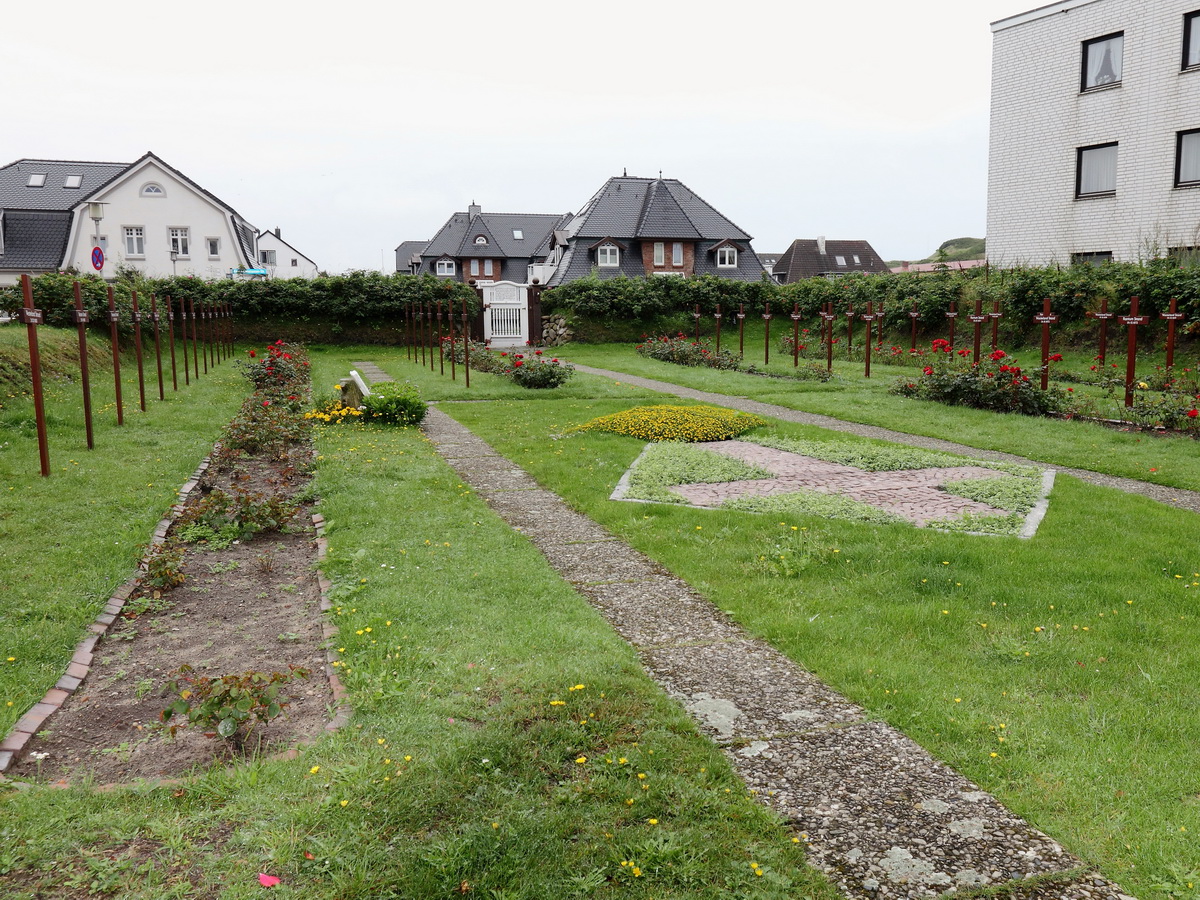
<box><xmin>567</xmin><ymin>362</ymin><xmax>1200</xmax><ymax>516</ymax></box>
<box><xmin>407</xmin><ymin>398</ymin><xmax>1133</xmax><ymax>900</ymax></box>
<box><xmin>651</xmin><ymin>440</ymin><xmax>1011</xmax><ymax>526</ymax></box>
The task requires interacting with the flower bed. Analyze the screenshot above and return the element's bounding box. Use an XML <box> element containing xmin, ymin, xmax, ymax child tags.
<box><xmin>443</xmin><ymin>338</ymin><xmax>576</xmax><ymax>388</ymax></box>
<box><xmin>890</xmin><ymin>342</ymin><xmax>1066</xmax><ymax>417</ymax></box>
<box><xmin>574</xmin><ymin>405</ymin><xmax>767</xmax><ymax>442</ymax></box>
<box><xmin>636</xmin><ymin>333</ymin><xmax>740</xmax><ymax>370</ymax></box>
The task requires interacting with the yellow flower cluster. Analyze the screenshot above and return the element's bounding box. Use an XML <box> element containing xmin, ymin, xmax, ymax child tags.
<box><xmin>574</xmin><ymin>405</ymin><xmax>767</xmax><ymax>443</ymax></box>
<box><xmin>304</xmin><ymin>403</ymin><xmax>364</xmax><ymax>423</ymax></box>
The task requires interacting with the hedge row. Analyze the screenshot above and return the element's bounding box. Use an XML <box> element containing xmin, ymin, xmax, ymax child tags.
<box><xmin>541</xmin><ymin>263</ymin><xmax>1200</xmax><ymax>333</ymax></box>
<box><xmin>3</xmin><ymin>263</ymin><xmax>1197</xmax><ymax>344</ymax></box>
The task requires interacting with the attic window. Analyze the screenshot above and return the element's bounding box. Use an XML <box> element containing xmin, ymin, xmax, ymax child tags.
<box><xmin>512</xmin><ymin>229</ymin><xmax>523</xmax><ymax>240</ymax></box>
<box><xmin>835</xmin><ymin>255</ymin><xmax>847</xmax><ymax>266</ymax></box>
<box><xmin>853</xmin><ymin>254</ymin><xmax>861</xmax><ymax>265</ymax></box>
<box><xmin>141</xmin><ymin>183</ymin><xmax>165</xmax><ymax>197</ymax></box>
<box><xmin>716</xmin><ymin>246</ymin><xmax>737</xmax><ymax>267</ymax></box>
<box><xmin>27</xmin><ymin>173</ymin><xmax>47</xmax><ymax>187</ymax></box>
<box><xmin>64</xmin><ymin>175</ymin><xmax>83</xmax><ymax>189</ymax></box>
<box><xmin>597</xmin><ymin>243</ymin><xmax>619</xmax><ymax>267</ymax></box>
<box><xmin>474</xmin><ymin>235</ymin><xmax>488</xmax><ymax>245</ymax></box>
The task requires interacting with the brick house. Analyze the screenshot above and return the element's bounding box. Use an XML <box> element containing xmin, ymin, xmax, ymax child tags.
<box><xmin>402</xmin><ymin>204</ymin><xmax>570</xmax><ymax>284</ymax></box>
<box><xmin>545</xmin><ymin>175</ymin><xmax>765</xmax><ymax>285</ymax></box>
<box><xmin>987</xmin><ymin>1</ymin><xmax>1200</xmax><ymax>265</ymax></box>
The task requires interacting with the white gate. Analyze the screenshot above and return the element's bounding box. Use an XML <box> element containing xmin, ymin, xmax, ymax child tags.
<box><xmin>482</xmin><ymin>281</ymin><xmax>529</xmax><ymax>348</ymax></box>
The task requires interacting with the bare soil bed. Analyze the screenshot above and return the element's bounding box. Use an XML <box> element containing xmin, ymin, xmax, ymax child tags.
<box><xmin>8</xmin><ymin>448</ymin><xmax>333</xmax><ymax>785</ymax></box>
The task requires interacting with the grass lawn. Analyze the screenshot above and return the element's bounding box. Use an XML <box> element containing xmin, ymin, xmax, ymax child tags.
<box><xmin>432</xmin><ymin>371</ymin><xmax>1200</xmax><ymax>900</ymax></box>
<box><xmin>0</xmin><ymin>340</ymin><xmax>837</xmax><ymax>899</ymax></box>
<box><xmin>555</xmin><ymin>337</ymin><xmax>1200</xmax><ymax>492</ymax></box>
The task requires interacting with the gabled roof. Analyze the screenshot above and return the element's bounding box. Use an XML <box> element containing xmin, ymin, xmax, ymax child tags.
<box><xmin>0</xmin><ymin>159</ymin><xmax>129</xmax><ymax>211</ymax></box>
<box><xmin>258</xmin><ymin>230</ymin><xmax>317</xmax><ymax>266</ymax></box>
<box><xmin>570</xmin><ymin>176</ymin><xmax>752</xmax><ymax>242</ymax></box>
<box><xmin>0</xmin><ymin>210</ymin><xmax>73</xmax><ymax>270</ymax></box>
<box><xmin>394</xmin><ymin>240</ymin><xmax>430</xmax><ymax>269</ymax></box>
<box><xmin>773</xmin><ymin>239</ymin><xmax>890</xmax><ymax>282</ymax></box>
<box><xmin>422</xmin><ymin>209</ymin><xmax>567</xmax><ymax>261</ymax></box>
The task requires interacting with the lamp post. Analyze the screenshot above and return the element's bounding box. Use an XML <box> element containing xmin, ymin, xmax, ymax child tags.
<box><xmin>169</xmin><ymin>248</ymin><xmax>179</xmax><ymax>277</ymax></box>
<box><xmin>87</xmin><ymin>202</ymin><xmax>106</xmax><ymax>262</ymax></box>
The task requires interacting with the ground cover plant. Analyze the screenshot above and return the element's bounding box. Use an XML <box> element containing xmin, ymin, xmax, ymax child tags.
<box><xmin>622</xmin><ymin>442</ymin><xmax>772</xmax><ymax>504</ymax></box>
<box><xmin>574</xmin><ymin>404</ymin><xmax>767</xmax><ymax>442</ymax></box>
<box><xmin>0</xmin><ymin>346</ymin><xmax>839</xmax><ymax>899</ymax></box>
<box><xmin>445</xmin><ymin>393</ymin><xmax>1200</xmax><ymax>899</ymax></box>
<box><xmin>555</xmin><ymin>341</ymin><xmax>1200</xmax><ymax>490</ymax></box>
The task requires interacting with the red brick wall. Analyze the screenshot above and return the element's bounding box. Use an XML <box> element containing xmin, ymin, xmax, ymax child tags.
<box><xmin>640</xmin><ymin>241</ymin><xmax>694</xmax><ymax>276</ymax></box>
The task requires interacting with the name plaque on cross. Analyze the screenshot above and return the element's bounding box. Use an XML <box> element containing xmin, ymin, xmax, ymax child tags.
<box><xmin>71</xmin><ymin>309</ymin><xmax>90</xmax><ymax>324</ymax></box>
<box><xmin>109</xmin><ymin>310</ymin><xmax>121</xmax><ymax>323</ymax></box>
<box><xmin>968</xmin><ymin>314</ymin><xmax>988</xmax><ymax>323</ymax></box>
<box><xmin>1034</xmin><ymin>314</ymin><xmax>1059</xmax><ymax>324</ymax></box>
<box><xmin>18</xmin><ymin>308</ymin><xmax>44</xmax><ymax>325</ymax></box>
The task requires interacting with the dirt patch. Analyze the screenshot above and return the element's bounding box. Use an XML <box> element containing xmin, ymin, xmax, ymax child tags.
<box><xmin>8</xmin><ymin>448</ymin><xmax>333</xmax><ymax>785</ymax></box>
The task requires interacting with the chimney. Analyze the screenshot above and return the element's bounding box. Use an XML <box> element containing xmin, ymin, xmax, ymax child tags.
<box><xmin>901</xmin><ymin>261</ymin><xmax>909</xmax><ymax>271</ymax></box>
<box><xmin>468</xmin><ymin>201</ymin><xmax>481</xmax><ymax>220</ymax></box>
<box><xmin>816</xmin><ymin>235</ymin><xmax>826</xmax><ymax>255</ymax></box>
<box><xmin>274</xmin><ymin>227</ymin><xmax>281</xmax><ymax>239</ymax></box>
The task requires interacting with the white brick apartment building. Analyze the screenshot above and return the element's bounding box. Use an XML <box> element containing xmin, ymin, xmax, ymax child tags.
<box><xmin>987</xmin><ymin>0</ymin><xmax>1200</xmax><ymax>265</ymax></box>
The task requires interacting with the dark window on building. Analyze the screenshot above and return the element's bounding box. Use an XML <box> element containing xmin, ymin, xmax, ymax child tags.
<box><xmin>1184</xmin><ymin>12</ymin><xmax>1200</xmax><ymax>69</ymax></box>
<box><xmin>1176</xmin><ymin>129</ymin><xmax>1200</xmax><ymax>185</ymax></box>
<box><xmin>1076</xmin><ymin>143</ymin><xmax>1118</xmax><ymax>197</ymax></box>
<box><xmin>1082</xmin><ymin>32</ymin><xmax>1124</xmax><ymax>90</ymax></box>
<box><xmin>1071</xmin><ymin>251</ymin><xmax>1114</xmax><ymax>266</ymax></box>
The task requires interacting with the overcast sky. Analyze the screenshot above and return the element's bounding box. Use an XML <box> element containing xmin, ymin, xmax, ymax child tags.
<box><xmin>8</xmin><ymin>0</ymin><xmax>1025</xmax><ymax>273</ymax></box>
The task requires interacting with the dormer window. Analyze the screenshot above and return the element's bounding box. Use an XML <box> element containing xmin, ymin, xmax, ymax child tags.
<box><xmin>716</xmin><ymin>246</ymin><xmax>737</xmax><ymax>267</ymax></box>
<box><xmin>27</xmin><ymin>174</ymin><xmax>46</xmax><ymax>187</ymax></box>
<box><xmin>474</xmin><ymin>235</ymin><xmax>488</xmax><ymax>245</ymax></box>
<box><xmin>141</xmin><ymin>183</ymin><xmax>165</xmax><ymax>197</ymax></box>
<box><xmin>63</xmin><ymin>175</ymin><xmax>82</xmax><ymax>189</ymax></box>
<box><xmin>597</xmin><ymin>243</ymin><xmax>619</xmax><ymax>267</ymax></box>
<box><xmin>436</xmin><ymin>259</ymin><xmax>455</xmax><ymax>276</ymax></box>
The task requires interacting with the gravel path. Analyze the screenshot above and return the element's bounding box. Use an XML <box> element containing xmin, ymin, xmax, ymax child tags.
<box><xmin>412</xmin><ymin>399</ymin><xmax>1135</xmax><ymax>900</ymax></box>
<box><xmin>567</xmin><ymin>362</ymin><xmax>1200</xmax><ymax>515</ymax></box>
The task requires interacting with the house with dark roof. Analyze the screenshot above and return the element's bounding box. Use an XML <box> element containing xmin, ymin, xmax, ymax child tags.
<box><xmin>546</xmin><ymin>176</ymin><xmax>765</xmax><ymax>286</ymax></box>
<box><xmin>770</xmin><ymin>238</ymin><xmax>890</xmax><ymax>283</ymax></box>
<box><xmin>403</xmin><ymin>204</ymin><xmax>570</xmax><ymax>284</ymax></box>
<box><xmin>0</xmin><ymin>152</ymin><xmax>259</xmax><ymax>285</ymax></box>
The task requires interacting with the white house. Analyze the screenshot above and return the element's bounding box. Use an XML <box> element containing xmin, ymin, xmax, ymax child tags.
<box><xmin>0</xmin><ymin>152</ymin><xmax>259</xmax><ymax>285</ymax></box>
<box><xmin>256</xmin><ymin>228</ymin><xmax>320</xmax><ymax>278</ymax></box>
<box><xmin>987</xmin><ymin>1</ymin><xmax>1200</xmax><ymax>265</ymax></box>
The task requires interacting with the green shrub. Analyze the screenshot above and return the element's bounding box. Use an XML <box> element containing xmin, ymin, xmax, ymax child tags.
<box><xmin>506</xmin><ymin>351</ymin><xmax>575</xmax><ymax>388</ymax></box>
<box><xmin>636</xmin><ymin>333</ymin><xmax>741</xmax><ymax>370</ymax></box>
<box><xmin>574</xmin><ymin>405</ymin><xmax>767</xmax><ymax>442</ymax></box>
<box><xmin>360</xmin><ymin>381</ymin><xmax>427</xmax><ymax>425</ymax></box>
<box><xmin>891</xmin><ymin>342</ymin><xmax>1067</xmax><ymax>416</ymax></box>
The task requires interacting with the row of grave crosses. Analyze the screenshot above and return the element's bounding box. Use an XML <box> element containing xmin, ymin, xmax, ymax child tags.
<box><xmin>690</xmin><ymin>295</ymin><xmax>1185</xmax><ymax>403</ymax></box>
<box><xmin>16</xmin><ymin>274</ymin><xmax>233</xmax><ymax>477</ymax></box>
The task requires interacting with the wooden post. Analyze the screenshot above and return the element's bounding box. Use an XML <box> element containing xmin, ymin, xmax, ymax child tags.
<box><xmin>428</xmin><ymin>302</ymin><xmax>436</xmax><ymax>372</ymax></box>
<box><xmin>946</xmin><ymin>300</ymin><xmax>958</xmax><ymax>349</ymax></box>
<box><xmin>714</xmin><ymin>303</ymin><xmax>722</xmax><ymax>354</ymax></box>
<box><xmin>201</xmin><ymin>303</ymin><xmax>211</xmax><ymax>373</ymax></box>
<box><xmin>693</xmin><ymin>303</ymin><xmax>701</xmax><ymax>342</ymax></box>
<box><xmin>72</xmin><ymin>282</ymin><xmax>94</xmax><ymax>450</ymax></box>
<box><xmin>418</xmin><ymin>304</ymin><xmax>426</xmax><ymax>367</ymax></box>
<box><xmin>19</xmin><ymin>275</ymin><xmax>51</xmax><ymax>476</ymax></box>
<box><xmin>188</xmin><ymin>297</ymin><xmax>200</xmax><ymax>380</ymax></box>
<box><xmin>737</xmin><ymin>303</ymin><xmax>746</xmax><ymax>356</ymax></box>
<box><xmin>968</xmin><ymin>296</ymin><xmax>987</xmax><ymax>364</ymax></box>
<box><xmin>437</xmin><ymin>300</ymin><xmax>445</xmax><ymax>375</ymax></box>
<box><xmin>791</xmin><ymin>302</ymin><xmax>801</xmax><ymax>367</ymax></box>
<box><xmin>989</xmin><ymin>298</ymin><xmax>1003</xmax><ymax>353</ymax></box>
<box><xmin>130</xmin><ymin>292</ymin><xmax>147</xmax><ymax>412</ymax></box>
<box><xmin>763</xmin><ymin>302</ymin><xmax>772</xmax><ymax>366</ymax></box>
<box><xmin>909</xmin><ymin>299</ymin><xmax>920</xmax><ymax>350</ymax></box>
<box><xmin>860</xmin><ymin>302</ymin><xmax>878</xmax><ymax>378</ymax></box>
<box><xmin>1120</xmin><ymin>296</ymin><xmax>1149</xmax><ymax>408</ymax></box>
<box><xmin>845</xmin><ymin>301</ymin><xmax>854</xmax><ymax>357</ymax></box>
<box><xmin>405</xmin><ymin>303</ymin><xmax>412</xmax><ymax>361</ymax></box>
<box><xmin>1162</xmin><ymin>297</ymin><xmax>1184</xmax><ymax>369</ymax></box>
<box><xmin>108</xmin><ymin>286</ymin><xmax>125</xmax><ymax>424</ymax></box>
<box><xmin>178</xmin><ymin>297</ymin><xmax>190</xmax><ymax>386</ymax></box>
<box><xmin>462</xmin><ymin>294</ymin><xmax>471</xmax><ymax>389</ymax></box>
<box><xmin>150</xmin><ymin>294</ymin><xmax>165</xmax><ymax>401</ymax></box>
<box><xmin>1086</xmin><ymin>297</ymin><xmax>1112</xmax><ymax>367</ymax></box>
<box><xmin>1034</xmin><ymin>298</ymin><xmax>1060</xmax><ymax>390</ymax></box>
<box><xmin>822</xmin><ymin>302</ymin><xmax>836</xmax><ymax>372</ymax></box>
<box><xmin>165</xmin><ymin>295</ymin><xmax>178</xmax><ymax>391</ymax></box>
<box><xmin>449</xmin><ymin>295</ymin><xmax>457</xmax><ymax>382</ymax></box>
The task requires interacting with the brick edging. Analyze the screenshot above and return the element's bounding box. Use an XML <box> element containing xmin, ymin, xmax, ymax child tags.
<box><xmin>0</xmin><ymin>454</ymin><xmax>214</xmax><ymax>775</ymax></box>
<box><xmin>0</xmin><ymin>468</ymin><xmax>351</xmax><ymax>778</ymax></box>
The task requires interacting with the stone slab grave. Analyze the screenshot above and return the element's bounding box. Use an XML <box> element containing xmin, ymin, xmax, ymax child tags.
<box><xmin>612</xmin><ymin>439</ymin><xmax>1055</xmax><ymax>537</ymax></box>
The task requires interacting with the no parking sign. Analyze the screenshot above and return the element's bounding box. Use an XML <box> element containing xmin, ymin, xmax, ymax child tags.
<box><xmin>91</xmin><ymin>246</ymin><xmax>105</xmax><ymax>271</ymax></box>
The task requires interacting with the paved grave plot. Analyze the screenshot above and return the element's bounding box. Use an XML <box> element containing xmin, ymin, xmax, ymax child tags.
<box><xmin>408</xmin><ymin>401</ymin><xmax>1134</xmax><ymax>900</ymax></box>
<box><xmin>662</xmin><ymin>440</ymin><xmax>1009</xmax><ymax>526</ymax></box>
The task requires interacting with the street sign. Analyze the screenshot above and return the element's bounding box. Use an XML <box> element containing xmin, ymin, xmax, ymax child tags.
<box><xmin>91</xmin><ymin>246</ymin><xmax>105</xmax><ymax>271</ymax></box>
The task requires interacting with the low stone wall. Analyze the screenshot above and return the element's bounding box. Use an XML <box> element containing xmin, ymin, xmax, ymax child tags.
<box><xmin>541</xmin><ymin>314</ymin><xmax>573</xmax><ymax>346</ymax></box>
